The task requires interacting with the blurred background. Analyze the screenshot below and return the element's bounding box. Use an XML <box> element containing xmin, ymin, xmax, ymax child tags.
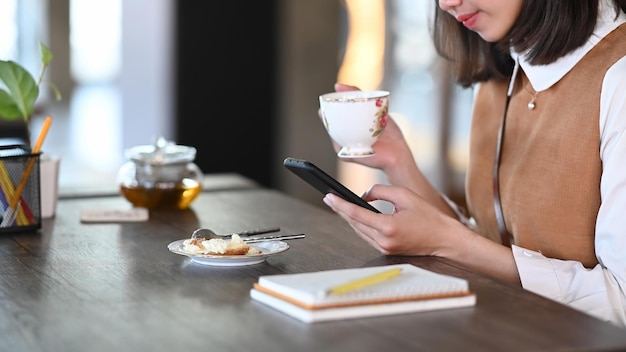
<box><xmin>0</xmin><ymin>0</ymin><xmax>472</xmax><ymax>209</ymax></box>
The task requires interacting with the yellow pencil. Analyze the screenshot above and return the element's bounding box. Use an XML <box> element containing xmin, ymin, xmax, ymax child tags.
<box><xmin>0</xmin><ymin>163</ymin><xmax>29</xmax><ymax>225</ymax></box>
<box><xmin>326</xmin><ymin>267</ymin><xmax>403</xmax><ymax>296</ymax></box>
<box><xmin>0</xmin><ymin>116</ymin><xmax>53</xmax><ymax>227</ymax></box>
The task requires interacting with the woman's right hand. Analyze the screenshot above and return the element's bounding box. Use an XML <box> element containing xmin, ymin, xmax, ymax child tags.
<box><xmin>329</xmin><ymin>83</ymin><xmax>454</xmax><ymax>219</ymax></box>
<box><xmin>324</xmin><ymin>83</ymin><xmax>415</xmax><ymax>174</ymax></box>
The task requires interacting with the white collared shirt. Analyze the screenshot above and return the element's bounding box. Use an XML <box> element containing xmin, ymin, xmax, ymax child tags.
<box><xmin>509</xmin><ymin>0</ymin><xmax>626</xmax><ymax>327</ymax></box>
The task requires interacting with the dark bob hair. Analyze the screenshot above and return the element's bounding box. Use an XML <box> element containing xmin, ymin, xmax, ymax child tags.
<box><xmin>431</xmin><ymin>0</ymin><xmax>626</xmax><ymax>87</ymax></box>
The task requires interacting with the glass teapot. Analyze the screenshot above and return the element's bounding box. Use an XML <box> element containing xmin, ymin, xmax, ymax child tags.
<box><xmin>117</xmin><ymin>137</ymin><xmax>203</xmax><ymax>209</ymax></box>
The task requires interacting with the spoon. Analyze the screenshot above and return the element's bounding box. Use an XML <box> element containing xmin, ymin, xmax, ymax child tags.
<box><xmin>190</xmin><ymin>226</ymin><xmax>281</xmax><ymax>240</ymax></box>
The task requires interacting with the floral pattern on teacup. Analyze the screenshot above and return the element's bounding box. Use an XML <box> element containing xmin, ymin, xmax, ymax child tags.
<box><xmin>370</xmin><ymin>97</ymin><xmax>388</xmax><ymax>137</ymax></box>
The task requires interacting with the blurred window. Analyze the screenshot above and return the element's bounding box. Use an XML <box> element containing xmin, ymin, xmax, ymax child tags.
<box><xmin>70</xmin><ymin>0</ymin><xmax>121</xmax><ymax>83</ymax></box>
<box><xmin>0</xmin><ymin>0</ymin><xmax>18</xmax><ymax>60</ymax></box>
<box><xmin>0</xmin><ymin>0</ymin><xmax>121</xmax><ymax>84</ymax></box>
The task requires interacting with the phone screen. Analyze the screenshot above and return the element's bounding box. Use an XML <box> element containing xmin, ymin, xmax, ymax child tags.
<box><xmin>283</xmin><ymin>157</ymin><xmax>381</xmax><ymax>213</ymax></box>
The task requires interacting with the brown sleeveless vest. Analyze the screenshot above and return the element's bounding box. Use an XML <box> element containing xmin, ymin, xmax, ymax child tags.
<box><xmin>466</xmin><ymin>24</ymin><xmax>626</xmax><ymax>268</ymax></box>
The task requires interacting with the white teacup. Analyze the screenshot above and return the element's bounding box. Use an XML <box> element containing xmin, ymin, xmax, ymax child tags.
<box><xmin>319</xmin><ymin>90</ymin><xmax>390</xmax><ymax>158</ymax></box>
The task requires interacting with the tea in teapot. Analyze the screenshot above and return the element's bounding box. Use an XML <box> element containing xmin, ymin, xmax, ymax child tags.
<box><xmin>117</xmin><ymin>137</ymin><xmax>203</xmax><ymax>209</ymax></box>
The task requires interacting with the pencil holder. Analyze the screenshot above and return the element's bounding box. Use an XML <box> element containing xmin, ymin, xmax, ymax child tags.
<box><xmin>0</xmin><ymin>145</ymin><xmax>42</xmax><ymax>233</ymax></box>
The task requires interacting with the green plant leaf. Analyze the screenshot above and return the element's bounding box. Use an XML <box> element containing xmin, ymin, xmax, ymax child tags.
<box><xmin>0</xmin><ymin>42</ymin><xmax>59</xmax><ymax>124</ymax></box>
<box><xmin>0</xmin><ymin>60</ymin><xmax>38</xmax><ymax>121</ymax></box>
<box><xmin>0</xmin><ymin>89</ymin><xmax>24</xmax><ymax>119</ymax></box>
<box><xmin>42</xmin><ymin>79</ymin><xmax>62</xmax><ymax>102</ymax></box>
<box><xmin>40</xmin><ymin>43</ymin><xmax>53</xmax><ymax>67</ymax></box>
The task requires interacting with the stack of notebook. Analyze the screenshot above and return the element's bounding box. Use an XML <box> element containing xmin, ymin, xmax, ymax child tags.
<box><xmin>250</xmin><ymin>263</ymin><xmax>476</xmax><ymax>323</ymax></box>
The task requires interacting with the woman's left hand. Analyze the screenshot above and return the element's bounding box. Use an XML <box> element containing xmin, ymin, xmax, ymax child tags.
<box><xmin>323</xmin><ymin>183</ymin><xmax>461</xmax><ymax>256</ymax></box>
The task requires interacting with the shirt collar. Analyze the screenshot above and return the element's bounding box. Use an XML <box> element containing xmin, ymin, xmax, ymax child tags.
<box><xmin>510</xmin><ymin>0</ymin><xmax>626</xmax><ymax>91</ymax></box>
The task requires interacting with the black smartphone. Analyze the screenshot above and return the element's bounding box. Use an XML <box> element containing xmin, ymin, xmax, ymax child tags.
<box><xmin>283</xmin><ymin>157</ymin><xmax>381</xmax><ymax>213</ymax></box>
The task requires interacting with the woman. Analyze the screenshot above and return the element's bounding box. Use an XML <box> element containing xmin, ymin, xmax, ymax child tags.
<box><xmin>322</xmin><ymin>0</ymin><xmax>626</xmax><ymax>326</ymax></box>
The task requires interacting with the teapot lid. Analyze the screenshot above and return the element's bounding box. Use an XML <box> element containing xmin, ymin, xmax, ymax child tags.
<box><xmin>126</xmin><ymin>136</ymin><xmax>196</xmax><ymax>165</ymax></box>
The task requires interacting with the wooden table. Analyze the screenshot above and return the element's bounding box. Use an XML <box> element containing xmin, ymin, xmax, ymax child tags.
<box><xmin>1</xmin><ymin>174</ymin><xmax>625</xmax><ymax>352</ymax></box>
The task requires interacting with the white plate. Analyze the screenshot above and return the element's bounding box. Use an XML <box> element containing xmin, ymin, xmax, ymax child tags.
<box><xmin>167</xmin><ymin>239</ymin><xmax>290</xmax><ymax>266</ymax></box>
